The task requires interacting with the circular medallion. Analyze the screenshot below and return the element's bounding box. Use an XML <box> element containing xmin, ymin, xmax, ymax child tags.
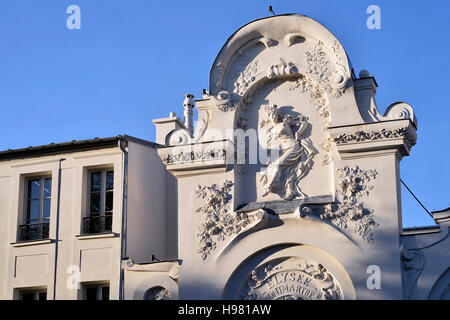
<box><xmin>239</xmin><ymin>257</ymin><xmax>343</xmax><ymax>300</ymax></box>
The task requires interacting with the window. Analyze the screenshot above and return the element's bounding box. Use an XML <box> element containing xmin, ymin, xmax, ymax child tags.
<box><xmin>19</xmin><ymin>289</ymin><xmax>47</xmax><ymax>300</ymax></box>
<box><xmin>84</xmin><ymin>284</ymin><xmax>109</xmax><ymax>300</ymax></box>
<box><xmin>18</xmin><ymin>177</ymin><xmax>51</xmax><ymax>241</ymax></box>
<box><xmin>83</xmin><ymin>169</ymin><xmax>114</xmax><ymax>234</ymax></box>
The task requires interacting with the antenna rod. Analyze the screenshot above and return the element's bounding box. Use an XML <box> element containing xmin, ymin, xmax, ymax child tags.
<box><xmin>269</xmin><ymin>6</ymin><xmax>276</xmax><ymax>16</ymax></box>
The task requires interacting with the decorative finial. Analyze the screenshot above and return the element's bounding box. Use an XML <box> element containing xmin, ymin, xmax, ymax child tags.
<box><xmin>359</xmin><ymin>70</ymin><xmax>370</xmax><ymax>78</ymax></box>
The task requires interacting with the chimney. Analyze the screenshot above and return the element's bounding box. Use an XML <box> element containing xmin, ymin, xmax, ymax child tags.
<box><xmin>354</xmin><ymin>70</ymin><xmax>380</xmax><ymax>122</ymax></box>
<box><xmin>183</xmin><ymin>94</ymin><xmax>195</xmax><ymax>138</ymax></box>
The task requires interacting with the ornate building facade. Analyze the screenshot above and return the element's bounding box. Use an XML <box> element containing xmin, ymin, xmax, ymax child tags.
<box><xmin>0</xmin><ymin>14</ymin><xmax>448</xmax><ymax>300</ymax></box>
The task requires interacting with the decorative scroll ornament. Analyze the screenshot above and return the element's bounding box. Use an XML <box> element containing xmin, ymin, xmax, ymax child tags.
<box><xmin>259</xmin><ymin>105</ymin><xmax>316</xmax><ymax>200</ymax></box>
<box><xmin>334</xmin><ymin>127</ymin><xmax>416</xmax><ymax>148</ymax></box>
<box><xmin>211</xmin><ymin>90</ymin><xmax>233</xmax><ymax>112</ymax></box>
<box><xmin>383</xmin><ymin>102</ymin><xmax>417</xmax><ymax>127</ymax></box>
<box><xmin>301</xmin><ymin>165</ymin><xmax>379</xmax><ymax>244</ymax></box>
<box><xmin>194</xmin><ymin>181</ymin><xmax>260</xmax><ymax>261</ymax></box>
<box><xmin>162</xmin><ymin>149</ymin><xmax>225</xmax><ymax>165</ymax></box>
<box><xmin>267</xmin><ymin>58</ymin><xmax>298</xmax><ymax>79</ymax></box>
<box><xmin>213</xmin><ymin>55</ymin><xmax>301</xmax><ymax>112</ymax></box>
<box><xmin>168</xmin><ymin>110</ymin><xmax>211</xmax><ymax>146</ymax></box>
<box><xmin>330</xmin><ymin>39</ymin><xmax>349</xmax><ymax>90</ymax></box>
<box><xmin>401</xmin><ymin>245</ymin><xmax>424</xmax><ymax>299</ymax></box>
<box><xmin>240</xmin><ymin>257</ymin><xmax>343</xmax><ymax>300</ymax></box>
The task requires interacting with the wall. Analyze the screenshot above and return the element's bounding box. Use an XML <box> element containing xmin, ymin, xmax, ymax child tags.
<box><xmin>126</xmin><ymin>140</ymin><xmax>177</xmax><ymax>263</ymax></box>
<box><xmin>0</xmin><ymin>147</ymin><xmax>124</xmax><ymax>299</ymax></box>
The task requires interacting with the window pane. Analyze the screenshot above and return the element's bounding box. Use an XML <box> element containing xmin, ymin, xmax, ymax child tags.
<box><xmin>105</xmin><ymin>191</ymin><xmax>113</xmax><ymax>212</ymax></box>
<box><xmin>43</xmin><ymin>198</ymin><xmax>51</xmax><ymax>220</ymax></box>
<box><xmin>27</xmin><ymin>199</ymin><xmax>40</xmax><ymax>223</ymax></box>
<box><xmin>44</xmin><ymin>178</ymin><xmax>52</xmax><ymax>197</ymax></box>
<box><xmin>86</xmin><ymin>287</ymin><xmax>98</xmax><ymax>300</ymax></box>
<box><xmin>106</xmin><ymin>171</ymin><xmax>114</xmax><ymax>191</ymax></box>
<box><xmin>90</xmin><ymin>192</ymin><xmax>100</xmax><ymax>213</ymax></box>
<box><xmin>101</xmin><ymin>287</ymin><xmax>110</xmax><ymax>300</ymax></box>
<box><xmin>38</xmin><ymin>292</ymin><xmax>47</xmax><ymax>301</ymax></box>
<box><xmin>90</xmin><ymin>172</ymin><xmax>101</xmax><ymax>192</ymax></box>
<box><xmin>28</xmin><ymin>179</ymin><xmax>41</xmax><ymax>200</ymax></box>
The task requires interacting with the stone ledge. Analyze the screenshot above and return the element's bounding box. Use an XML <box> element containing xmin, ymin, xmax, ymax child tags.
<box><xmin>328</xmin><ymin>119</ymin><xmax>416</xmax><ymax>158</ymax></box>
<box><xmin>75</xmin><ymin>232</ymin><xmax>118</xmax><ymax>240</ymax></box>
<box><xmin>10</xmin><ymin>239</ymin><xmax>53</xmax><ymax>247</ymax></box>
<box><xmin>157</xmin><ymin>140</ymin><xmax>233</xmax><ymax>177</ymax></box>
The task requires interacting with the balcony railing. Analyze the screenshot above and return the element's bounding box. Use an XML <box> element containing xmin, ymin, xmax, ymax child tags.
<box><xmin>18</xmin><ymin>222</ymin><xmax>50</xmax><ymax>241</ymax></box>
<box><xmin>82</xmin><ymin>214</ymin><xmax>113</xmax><ymax>234</ymax></box>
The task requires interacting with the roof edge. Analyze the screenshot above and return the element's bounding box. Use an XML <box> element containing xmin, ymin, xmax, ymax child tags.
<box><xmin>0</xmin><ymin>135</ymin><xmax>162</xmax><ymax>161</ymax></box>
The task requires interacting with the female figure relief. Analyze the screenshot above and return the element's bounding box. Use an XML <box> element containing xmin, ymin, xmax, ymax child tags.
<box><xmin>259</xmin><ymin>104</ymin><xmax>316</xmax><ymax>200</ymax></box>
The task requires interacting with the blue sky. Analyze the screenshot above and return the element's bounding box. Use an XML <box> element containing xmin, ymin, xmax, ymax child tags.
<box><xmin>0</xmin><ymin>1</ymin><xmax>448</xmax><ymax>227</ymax></box>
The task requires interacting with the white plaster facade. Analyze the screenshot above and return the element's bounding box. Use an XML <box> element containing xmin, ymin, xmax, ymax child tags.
<box><xmin>0</xmin><ymin>14</ymin><xmax>449</xmax><ymax>300</ymax></box>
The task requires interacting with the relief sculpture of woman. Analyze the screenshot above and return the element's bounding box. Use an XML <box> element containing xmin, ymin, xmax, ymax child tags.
<box><xmin>259</xmin><ymin>104</ymin><xmax>316</xmax><ymax>200</ymax></box>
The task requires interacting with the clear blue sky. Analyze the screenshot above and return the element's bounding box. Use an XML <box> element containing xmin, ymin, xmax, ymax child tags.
<box><xmin>0</xmin><ymin>1</ymin><xmax>448</xmax><ymax>228</ymax></box>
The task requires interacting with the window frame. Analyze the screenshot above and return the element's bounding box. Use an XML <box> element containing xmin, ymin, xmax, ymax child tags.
<box><xmin>87</xmin><ymin>168</ymin><xmax>114</xmax><ymax>218</ymax></box>
<box><xmin>18</xmin><ymin>289</ymin><xmax>47</xmax><ymax>300</ymax></box>
<box><xmin>83</xmin><ymin>283</ymin><xmax>110</xmax><ymax>300</ymax></box>
<box><xmin>23</xmin><ymin>176</ymin><xmax>52</xmax><ymax>225</ymax></box>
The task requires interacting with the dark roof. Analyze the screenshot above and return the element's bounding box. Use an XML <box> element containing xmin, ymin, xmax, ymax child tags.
<box><xmin>0</xmin><ymin>135</ymin><xmax>160</xmax><ymax>161</ymax></box>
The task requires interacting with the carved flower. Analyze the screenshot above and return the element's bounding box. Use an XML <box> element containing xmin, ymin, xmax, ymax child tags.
<box><xmin>195</xmin><ymin>181</ymin><xmax>259</xmax><ymax>260</ymax></box>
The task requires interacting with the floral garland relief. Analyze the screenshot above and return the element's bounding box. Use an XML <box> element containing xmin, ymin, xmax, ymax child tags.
<box><xmin>301</xmin><ymin>165</ymin><xmax>379</xmax><ymax>244</ymax></box>
<box><xmin>194</xmin><ymin>181</ymin><xmax>259</xmax><ymax>261</ymax></box>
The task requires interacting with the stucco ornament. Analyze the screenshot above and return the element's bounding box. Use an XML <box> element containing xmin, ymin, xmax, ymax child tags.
<box><xmin>233</xmin><ymin>58</ymin><xmax>259</xmax><ymax>97</ymax></box>
<box><xmin>400</xmin><ymin>245</ymin><xmax>424</xmax><ymax>299</ymax></box>
<box><xmin>301</xmin><ymin>165</ymin><xmax>379</xmax><ymax>244</ymax></box>
<box><xmin>334</xmin><ymin>165</ymin><xmax>379</xmax><ymax>243</ymax></box>
<box><xmin>334</xmin><ymin>127</ymin><xmax>416</xmax><ymax>149</ymax></box>
<box><xmin>144</xmin><ymin>287</ymin><xmax>171</xmax><ymax>300</ymax></box>
<box><xmin>167</xmin><ymin>109</ymin><xmax>211</xmax><ymax>146</ymax></box>
<box><xmin>305</xmin><ymin>40</ymin><xmax>348</xmax><ymax>99</ymax></box>
<box><xmin>240</xmin><ymin>257</ymin><xmax>343</xmax><ymax>300</ymax></box>
<box><xmin>289</xmin><ymin>75</ymin><xmax>330</xmax><ymax>124</ymax></box>
<box><xmin>162</xmin><ymin>149</ymin><xmax>226</xmax><ymax>164</ymax></box>
<box><xmin>213</xmin><ymin>52</ymin><xmax>303</xmax><ymax>112</ymax></box>
<box><xmin>267</xmin><ymin>58</ymin><xmax>298</xmax><ymax>79</ymax></box>
<box><xmin>259</xmin><ymin>104</ymin><xmax>316</xmax><ymax>200</ymax></box>
<box><xmin>194</xmin><ymin>181</ymin><xmax>260</xmax><ymax>261</ymax></box>
<box><xmin>319</xmin><ymin>136</ymin><xmax>334</xmax><ymax>165</ymax></box>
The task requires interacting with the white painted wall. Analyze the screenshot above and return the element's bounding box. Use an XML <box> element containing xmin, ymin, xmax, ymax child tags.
<box><xmin>0</xmin><ymin>147</ymin><xmax>125</xmax><ymax>299</ymax></box>
<box><xmin>126</xmin><ymin>140</ymin><xmax>177</xmax><ymax>263</ymax></box>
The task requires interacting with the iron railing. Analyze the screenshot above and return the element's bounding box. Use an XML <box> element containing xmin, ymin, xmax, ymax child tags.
<box><xmin>18</xmin><ymin>222</ymin><xmax>50</xmax><ymax>241</ymax></box>
<box><xmin>82</xmin><ymin>214</ymin><xmax>113</xmax><ymax>234</ymax></box>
